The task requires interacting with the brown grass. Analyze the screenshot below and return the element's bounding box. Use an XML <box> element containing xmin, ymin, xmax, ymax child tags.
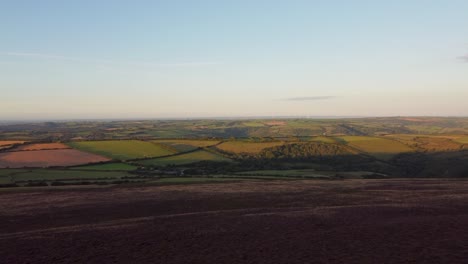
<box><xmin>0</xmin><ymin>149</ymin><xmax>110</xmax><ymax>168</ymax></box>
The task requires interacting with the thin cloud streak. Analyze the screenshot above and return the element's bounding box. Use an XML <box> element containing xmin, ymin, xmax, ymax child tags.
<box><xmin>284</xmin><ymin>96</ymin><xmax>337</xmax><ymax>101</ymax></box>
<box><xmin>0</xmin><ymin>52</ymin><xmax>221</xmax><ymax>67</ymax></box>
<box><xmin>459</xmin><ymin>55</ymin><xmax>468</xmax><ymax>62</ymax></box>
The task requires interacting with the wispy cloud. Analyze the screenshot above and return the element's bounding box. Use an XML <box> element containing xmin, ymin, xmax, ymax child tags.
<box><xmin>284</xmin><ymin>96</ymin><xmax>337</xmax><ymax>101</ymax></box>
<box><xmin>459</xmin><ymin>55</ymin><xmax>468</xmax><ymax>62</ymax></box>
<box><xmin>0</xmin><ymin>52</ymin><xmax>221</xmax><ymax>68</ymax></box>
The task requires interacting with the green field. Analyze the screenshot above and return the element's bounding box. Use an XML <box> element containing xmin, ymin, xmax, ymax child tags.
<box><xmin>69</xmin><ymin>140</ymin><xmax>175</xmax><ymax>160</ymax></box>
<box><xmin>0</xmin><ymin>175</ymin><xmax>13</xmax><ymax>184</ymax></box>
<box><xmin>215</xmin><ymin>141</ymin><xmax>285</xmax><ymax>154</ymax></box>
<box><xmin>0</xmin><ymin>169</ymin><xmax>28</xmax><ymax>184</ymax></box>
<box><xmin>139</xmin><ymin>150</ymin><xmax>232</xmax><ymax>166</ymax></box>
<box><xmin>337</xmin><ymin>136</ymin><xmax>413</xmax><ymax>159</ymax></box>
<box><xmin>154</xmin><ymin>139</ymin><xmax>220</xmax><ymax>152</ymax></box>
<box><xmin>11</xmin><ymin>169</ymin><xmax>131</xmax><ymax>182</ymax></box>
<box><xmin>0</xmin><ymin>169</ymin><xmax>29</xmax><ymax>176</ymax></box>
<box><xmin>71</xmin><ymin>163</ymin><xmax>138</xmax><ymax>171</ymax></box>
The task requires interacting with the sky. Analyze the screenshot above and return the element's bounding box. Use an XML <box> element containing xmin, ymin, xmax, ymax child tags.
<box><xmin>1</xmin><ymin>0</ymin><xmax>468</xmax><ymax>120</ymax></box>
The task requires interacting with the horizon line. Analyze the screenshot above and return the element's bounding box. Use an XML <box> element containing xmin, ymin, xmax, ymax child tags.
<box><xmin>2</xmin><ymin>115</ymin><xmax>468</xmax><ymax>124</ymax></box>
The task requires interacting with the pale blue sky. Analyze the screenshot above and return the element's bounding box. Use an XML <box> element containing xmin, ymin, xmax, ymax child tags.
<box><xmin>1</xmin><ymin>0</ymin><xmax>467</xmax><ymax>119</ymax></box>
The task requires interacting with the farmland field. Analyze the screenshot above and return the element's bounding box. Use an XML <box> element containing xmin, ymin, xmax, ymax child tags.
<box><xmin>0</xmin><ymin>176</ymin><xmax>12</xmax><ymax>184</ymax></box>
<box><xmin>0</xmin><ymin>149</ymin><xmax>110</xmax><ymax>168</ymax></box>
<box><xmin>215</xmin><ymin>141</ymin><xmax>285</xmax><ymax>154</ymax></box>
<box><xmin>0</xmin><ymin>141</ymin><xmax>25</xmax><ymax>147</ymax></box>
<box><xmin>70</xmin><ymin>163</ymin><xmax>138</xmax><ymax>171</ymax></box>
<box><xmin>139</xmin><ymin>150</ymin><xmax>232</xmax><ymax>166</ymax></box>
<box><xmin>9</xmin><ymin>169</ymin><xmax>130</xmax><ymax>182</ymax></box>
<box><xmin>154</xmin><ymin>139</ymin><xmax>220</xmax><ymax>152</ymax></box>
<box><xmin>411</xmin><ymin>137</ymin><xmax>463</xmax><ymax>152</ymax></box>
<box><xmin>337</xmin><ymin>136</ymin><xmax>413</xmax><ymax>159</ymax></box>
<box><xmin>69</xmin><ymin>140</ymin><xmax>175</xmax><ymax>160</ymax></box>
<box><xmin>13</xmin><ymin>143</ymin><xmax>70</xmax><ymax>151</ymax></box>
<box><xmin>0</xmin><ymin>117</ymin><xmax>467</xmax><ymax>176</ymax></box>
<box><xmin>454</xmin><ymin>136</ymin><xmax>468</xmax><ymax>144</ymax></box>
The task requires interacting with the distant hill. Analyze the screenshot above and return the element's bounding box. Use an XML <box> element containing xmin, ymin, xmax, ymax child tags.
<box><xmin>1</xmin><ymin>117</ymin><xmax>468</xmax><ymax>141</ymax></box>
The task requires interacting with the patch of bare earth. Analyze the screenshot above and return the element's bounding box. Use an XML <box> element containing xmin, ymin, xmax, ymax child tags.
<box><xmin>0</xmin><ymin>179</ymin><xmax>468</xmax><ymax>263</ymax></box>
<box><xmin>0</xmin><ymin>149</ymin><xmax>110</xmax><ymax>168</ymax></box>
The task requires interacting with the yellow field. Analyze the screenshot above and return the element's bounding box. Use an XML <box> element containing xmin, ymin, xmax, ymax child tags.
<box><xmin>386</xmin><ymin>135</ymin><xmax>464</xmax><ymax>151</ymax></box>
<box><xmin>454</xmin><ymin>136</ymin><xmax>468</xmax><ymax>144</ymax></box>
<box><xmin>337</xmin><ymin>136</ymin><xmax>413</xmax><ymax>159</ymax></box>
<box><xmin>412</xmin><ymin>137</ymin><xmax>463</xmax><ymax>152</ymax></box>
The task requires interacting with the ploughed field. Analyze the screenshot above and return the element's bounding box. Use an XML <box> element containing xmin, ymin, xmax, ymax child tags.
<box><xmin>1</xmin><ymin>179</ymin><xmax>468</xmax><ymax>264</ymax></box>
